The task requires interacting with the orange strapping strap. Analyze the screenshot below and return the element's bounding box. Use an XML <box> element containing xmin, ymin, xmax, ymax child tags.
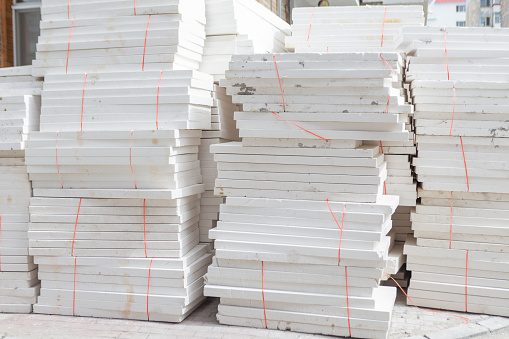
<box><xmin>156</xmin><ymin>70</ymin><xmax>163</xmax><ymax>130</ymax></box>
<box><xmin>73</xmin><ymin>257</ymin><xmax>77</xmax><ymax>316</ymax></box>
<box><xmin>147</xmin><ymin>258</ymin><xmax>153</xmax><ymax>320</ymax></box>
<box><xmin>444</xmin><ymin>30</ymin><xmax>450</xmax><ymax>80</ymax></box>
<box><xmin>381</xmin><ymin>7</ymin><xmax>387</xmax><ymax>47</ymax></box>
<box><xmin>80</xmin><ymin>73</ymin><xmax>87</xmax><ymax>131</ymax></box>
<box><xmin>385</xmin><ymin>273</ymin><xmax>470</xmax><ymax>326</ymax></box>
<box><xmin>143</xmin><ymin>199</ymin><xmax>147</xmax><ymax>258</ymax></box>
<box><xmin>384</xmin><ymin>181</ymin><xmax>387</xmax><ymax>195</ymax></box>
<box><xmin>0</xmin><ymin>215</ymin><xmax>2</xmax><ymax>271</ymax></box>
<box><xmin>66</xmin><ymin>20</ymin><xmax>74</xmax><ymax>74</ymax></box>
<box><xmin>130</xmin><ymin>130</ymin><xmax>138</xmax><ymax>189</ymax></box>
<box><xmin>261</xmin><ymin>260</ymin><xmax>268</xmax><ymax>328</ymax></box>
<box><xmin>272</xmin><ymin>112</ymin><xmax>329</xmax><ymax>141</ymax></box>
<box><xmin>56</xmin><ymin>132</ymin><xmax>63</xmax><ymax>189</ymax></box>
<box><xmin>460</xmin><ymin>136</ymin><xmax>469</xmax><ymax>192</ymax></box>
<box><xmin>273</xmin><ymin>55</ymin><xmax>286</xmax><ymax>112</ymax></box>
<box><xmin>465</xmin><ymin>250</ymin><xmax>469</xmax><ymax>312</ymax></box>
<box><xmin>134</xmin><ymin>0</ymin><xmax>136</xmax><ymax>15</ymax></box>
<box><xmin>142</xmin><ymin>15</ymin><xmax>151</xmax><ymax>71</ymax></box>
<box><xmin>380</xmin><ymin>53</ymin><xmax>392</xmax><ymax>114</ymax></box>
<box><xmin>449</xmin><ymin>86</ymin><xmax>456</xmax><ymax>136</ymax></box>
<box><xmin>67</xmin><ymin>0</ymin><xmax>70</xmax><ymax>20</ymax></box>
<box><xmin>380</xmin><ymin>140</ymin><xmax>384</xmax><ymax>154</ymax></box>
<box><xmin>344</xmin><ymin>266</ymin><xmax>352</xmax><ymax>337</ymax></box>
<box><xmin>71</xmin><ymin>198</ymin><xmax>82</xmax><ymax>256</ymax></box>
<box><xmin>379</xmin><ymin>54</ymin><xmax>394</xmax><ymax>77</ymax></box>
<box><xmin>326</xmin><ymin>199</ymin><xmax>346</xmax><ymax>264</ymax></box>
<box><xmin>449</xmin><ymin>191</ymin><xmax>453</xmax><ymax>249</ymax></box>
<box><xmin>307</xmin><ymin>8</ymin><xmax>315</xmax><ymax>41</ymax></box>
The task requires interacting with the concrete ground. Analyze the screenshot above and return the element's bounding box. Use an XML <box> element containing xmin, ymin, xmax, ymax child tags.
<box><xmin>0</xmin><ymin>291</ymin><xmax>508</xmax><ymax>339</ymax></box>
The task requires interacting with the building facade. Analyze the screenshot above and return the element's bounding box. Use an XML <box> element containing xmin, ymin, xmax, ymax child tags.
<box><xmin>428</xmin><ymin>0</ymin><xmax>467</xmax><ymax>27</ymax></box>
<box><xmin>466</xmin><ymin>0</ymin><xmax>505</xmax><ymax>27</ymax></box>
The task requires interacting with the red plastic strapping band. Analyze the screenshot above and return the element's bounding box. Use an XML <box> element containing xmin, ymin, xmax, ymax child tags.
<box><xmin>56</xmin><ymin>132</ymin><xmax>63</xmax><ymax>189</ymax></box>
<box><xmin>156</xmin><ymin>70</ymin><xmax>163</xmax><ymax>130</ymax></box>
<box><xmin>385</xmin><ymin>97</ymin><xmax>390</xmax><ymax>114</ymax></box>
<box><xmin>345</xmin><ymin>266</ymin><xmax>352</xmax><ymax>337</ymax></box>
<box><xmin>147</xmin><ymin>258</ymin><xmax>153</xmax><ymax>320</ymax></box>
<box><xmin>273</xmin><ymin>55</ymin><xmax>286</xmax><ymax>112</ymax></box>
<box><xmin>261</xmin><ymin>260</ymin><xmax>268</xmax><ymax>328</ymax></box>
<box><xmin>142</xmin><ymin>15</ymin><xmax>151</xmax><ymax>71</ymax></box>
<box><xmin>381</xmin><ymin>7</ymin><xmax>387</xmax><ymax>47</ymax></box>
<box><xmin>71</xmin><ymin>198</ymin><xmax>82</xmax><ymax>256</ymax></box>
<box><xmin>384</xmin><ymin>181</ymin><xmax>387</xmax><ymax>195</ymax></box>
<box><xmin>130</xmin><ymin>130</ymin><xmax>138</xmax><ymax>189</ymax></box>
<box><xmin>143</xmin><ymin>199</ymin><xmax>147</xmax><ymax>258</ymax></box>
<box><xmin>380</xmin><ymin>140</ymin><xmax>384</xmax><ymax>154</ymax></box>
<box><xmin>444</xmin><ymin>30</ymin><xmax>450</xmax><ymax>80</ymax></box>
<box><xmin>449</xmin><ymin>191</ymin><xmax>453</xmax><ymax>249</ymax></box>
<box><xmin>0</xmin><ymin>215</ymin><xmax>2</xmax><ymax>271</ymax></box>
<box><xmin>385</xmin><ymin>273</ymin><xmax>470</xmax><ymax>326</ymax></box>
<box><xmin>379</xmin><ymin>54</ymin><xmax>394</xmax><ymax>77</ymax></box>
<box><xmin>67</xmin><ymin>0</ymin><xmax>70</xmax><ymax>20</ymax></box>
<box><xmin>326</xmin><ymin>199</ymin><xmax>346</xmax><ymax>264</ymax></box>
<box><xmin>307</xmin><ymin>8</ymin><xmax>315</xmax><ymax>41</ymax></box>
<box><xmin>66</xmin><ymin>20</ymin><xmax>74</xmax><ymax>74</ymax></box>
<box><xmin>80</xmin><ymin>73</ymin><xmax>87</xmax><ymax>131</ymax></box>
<box><xmin>73</xmin><ymin>257</ymin><xmax>77</xmax><ymax>316</ymax></box>
<box><xmin>272</xmin><ymin>112</ymin><xmax>329</xmax><ymax>141</ymax></box>
<box><xmin>460</xmin><ymin>136</ymin><xmax>469</xmax><ymax>192</ymax></box>
<box><xmin>449</xmin><ymin>86</ymin><xmax>456</xmax><ymax>136</ymax></box>
<box><xmin>465</xmin><ymin>250</ymin><xmax>469</xmax><ymax>312</ymax></box>
<box><xmin>134</xmin><ymin>0</ymin><xmax>136</xmax><ymax>15</ymax></box>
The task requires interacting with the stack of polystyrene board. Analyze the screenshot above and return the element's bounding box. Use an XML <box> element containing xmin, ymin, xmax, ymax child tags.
<box><xmin>400</xmin><ymin>27</ymin><xmax>509</xmax><ymax>82</ymax></box>
<box><xmin>0</xmin><ymin>158</ymin><xmax>39</xmax><ymax>313</ymax></box>
<box><xmin>286</xmin><ymin>6</ymin><xmax>425</xmax><ymax>53</ymax></box>
<box><xmin>198</xmin><ymin>85</ymin><xmax>239</xmax><ymax>243</ymax></box>
<box><xmin>400</xmin><ymin>27</ymin><xmax>509</xmax><ymax>316</ymax></box>
<box><xmin>28</xmin><ymin>196</ymin><xmax>212</xmax><ymax>320</ymax></box>
<box><xmin>200</xmin><ymin>0</ymin><xmax>290</xmax><ymax>82</ymax></box>
<box><xmin>202</xmin><ymin>52</ymin><xmax>415</xmax><ymax>338</ymax></box>
<box><xmin>39</xmin><ymin>71</ymin><xmax>213</xmax><ymax>132</ymax></box>
<box><xmin>28</xmin><ymin>0</ymin><xmax>215</xmax><ymax>322</ymax></box>
<box><xmin>33</xmin><ymin>0</ymin><xmax>206</xmax><ymax>76</ymax></box>
<box><xmin>0</xmin><ymin>66</ymin><xmax>42</xmax><ymax>155</ymax></box>
<box><xmin>25</xmin><ymin>130</ymin><xmax>203</xmax><ymax>190</ymax></box>
<box><xmin>0</xmin><ymin>66</ymin><xmax>43</xmax><ymax>313</ymax></box>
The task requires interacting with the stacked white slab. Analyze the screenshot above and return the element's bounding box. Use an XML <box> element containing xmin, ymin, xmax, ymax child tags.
<box><xmin>34</xmin><ymin>0</ymin><xmax>206</xmax><ymax>76</ymax></box>
<box><xmin>202</xmin><ymin>52</ymin><xmax>416</xmax><ymax>338</ymax></box>
<box><xmin>29</xmin><ymin>196</ymin><xmax>212</xmax><ymax>321</ymax></box>
<box><xmin>0</xmin><ymin>66</ymin><xmax>43</xmax><ymax>313</ymax></box>
<box><xmin>401</xmin><ymin>27</ymin><xmax>509</xmax><ymax>316</ymax></box>
<box><xmin>25</xmin><ymin>130</ymin><xmax>203</xmax><ymax>190</ymax></box>
<box><xmin>28</xmin><ymin>0</ymin><xmax>215</xmax><ymax>322</ymax></box>
<box><xmin>39</xmin><ymin>71</ymin><xmax>213</xmax><ymax>132</ymax></box>
<box><xmin>286</xmin><ymin>6</ymin><xmax>421</xmax><ymax>244</ymax></box>
<box><xmin>400</xmin><ymin>26</ymin><xmax>509</xmax><ymax>82</ymax></box>
<box><xmin>286</xmin><ymin>6</ymin><xmax>424</xmax><ymax>53</ymax></box>
<box><xmin>200</xmin><ymin>0</ymin><xmax>290</xmax><ymax>82</ymax></box>
<box><xmin>198</xmin><ymin>85</ymin><xmax>240</xmax><ymax>243</ymax></box>
<box><xmin>0</xmin><ymin>66</ymin><xmax>42</xmax><ymax>156</ymax></box>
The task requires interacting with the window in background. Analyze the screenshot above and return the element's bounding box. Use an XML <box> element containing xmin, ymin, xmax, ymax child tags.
<box><xmin>12</xmin><ymin>0</ymin><xmax>41</xmax><ymax>66</ymax></box>
<box><xmin>495</xmin><ymin>13</ymin><xmax>500</xmax><ymax>24</ymax></box>
<box><xmin>456</xmin><ymin>5</ymin><xmax>465</xmax><ymax>12</ymax></box>
<box><xmin>456</xmin><ymin>21</ymin><xmax>466</xmax><ymax>27</ymax></box>
<box><xmin>481</xmin><ymin>16</ymin><xmax>491</xmax><ymax>26</ymax></box>
<box><xmin>480</xmin><ymin>0</ymin><xmax>491</xmax><ymax>7</ymax></box>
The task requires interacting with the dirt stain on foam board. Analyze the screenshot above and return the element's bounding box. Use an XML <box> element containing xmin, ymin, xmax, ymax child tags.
<box><xmin>121</xmin><ymin>279</ymin><xmax>134</xmax><ymax>318</ymax></box>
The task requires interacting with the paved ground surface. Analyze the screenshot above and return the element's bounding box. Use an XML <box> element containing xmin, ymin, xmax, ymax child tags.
<box><xmin>0</xmin><ymin>291</ymin><xmax>508</xmax><ymax>338</ymax></box>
